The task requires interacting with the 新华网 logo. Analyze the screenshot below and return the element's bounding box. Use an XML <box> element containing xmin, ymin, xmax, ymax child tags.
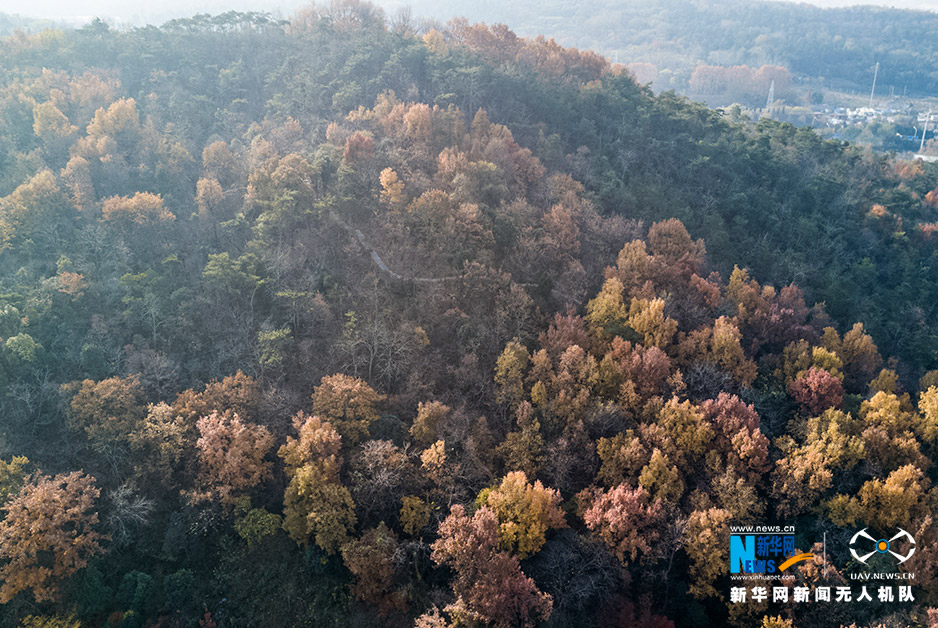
<box><xmin>730</xmin><ymin>527</ymin><xmax>813</xmax><ymax>574</ymax></box>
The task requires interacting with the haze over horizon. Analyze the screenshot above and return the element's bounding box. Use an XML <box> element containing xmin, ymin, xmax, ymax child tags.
<box><xmin>2</xmin><ymin>0</ymin><xmax>937</xmax><ymax>25</ymax></box>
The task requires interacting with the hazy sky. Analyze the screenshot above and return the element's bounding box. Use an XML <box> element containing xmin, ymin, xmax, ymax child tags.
<box><xmin>805</xmin><ymin>0</ymin><xmax>937</xmax><ymax>6</ymax></box>
<box><xmin>1</xmin><ymin>0</ymin><xmax>936</xmax><ymax>24</ymax></box>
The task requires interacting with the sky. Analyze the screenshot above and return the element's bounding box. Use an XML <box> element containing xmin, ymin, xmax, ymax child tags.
<box><xmin>0</xmin><ymin>0</ymin><xmax>936</xmax><ymax>25</ymax></box>
<box><xmin>805</xmin><ymin>0</ymin><xmax>937</xmax><ymax>6</ymax></box>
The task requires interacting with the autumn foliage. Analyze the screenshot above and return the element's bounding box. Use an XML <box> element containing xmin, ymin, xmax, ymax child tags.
<box><xmin>789</xmin><ymin>366</ymin><xmax>844</xmax><ymax>415</ymax></box>
<box><xmin>583</xmin><ymin>484</ymin><xmax>665</xmax><ymax>564</ymax></box>
<box><xmin>0</xmin><ymin>472</ymin><xmax>105</xmax><ymax>603</ymax></box>
<box><xmin>279</xmin><ymin>413</ymin><xmax>357</xmax><ymax>553</ymax></box>
<box><xmin>2</xmin><ymin>8</ymin><xmax>938</xmax><ymax>628</ymax></box>
<box><xmin>191</xmin><ymin>412</ymin><xmax>274</xmax><ymax>505</ymax></box>
<box><xmin>476</xmin><ymin>471</ymin><xmax>566</xmax><ymax>558</ymax></box>
<box><xmin>430</xmin><ymin>504</ymin><xmax>553</xmax><ymax>628</ymax></box>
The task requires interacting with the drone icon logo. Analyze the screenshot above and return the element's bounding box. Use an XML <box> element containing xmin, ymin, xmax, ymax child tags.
<box><xmin>849</xmin><ymin>528</ymin><xmax>916</xmax><ymax>565</ymax></box>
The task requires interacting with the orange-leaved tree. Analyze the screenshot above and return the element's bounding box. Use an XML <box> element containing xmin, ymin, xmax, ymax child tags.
<box><xmin>0</xmin><ymin>471</ymin><xmax>105</xmax><ymax>603</ymax></box>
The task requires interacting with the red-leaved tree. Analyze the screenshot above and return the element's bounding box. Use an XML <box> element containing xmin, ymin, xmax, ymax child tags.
<box><xmin>431</xmin><ymin>504</ymin><xmax>552</xmax><ymax>628</ymax></box>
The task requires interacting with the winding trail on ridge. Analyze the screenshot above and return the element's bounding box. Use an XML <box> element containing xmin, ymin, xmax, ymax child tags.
<box><xmin>328</xmin><ymin>207</ymin><xmax>464</xmax><ymax>284</ymax></box>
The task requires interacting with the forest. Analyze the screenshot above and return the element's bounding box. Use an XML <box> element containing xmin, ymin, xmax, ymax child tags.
<box><xmin>0</xmin><ymin>3</ymin><xmax>938</xmax><ymax>627</ymax></box>
<box><xmin>397</xmin><ymin>0</ymin><xmax>938</xmax><ymax>98</ymax></box>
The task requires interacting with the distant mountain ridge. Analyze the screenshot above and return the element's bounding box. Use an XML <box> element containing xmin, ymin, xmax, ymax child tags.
<box><xmin>387</xmin><ymin>0</ymin><xmax>938</xmax><ymax>95</ymax></box>
<box><xmin>0</xmin><ymin>12</ymin><xmax>60</xmax><ymax>36</ymax></box>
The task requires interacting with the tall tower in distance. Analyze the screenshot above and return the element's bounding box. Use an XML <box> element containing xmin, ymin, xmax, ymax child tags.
<box><xmin>920</xmin><ymin>112</ymin><xmax>931</xmax><ymax>153</ymax></box>
<box><xmin>869</xmin><ymin>61</ymin><xmax>879</xmax><ymax>108</ymax></box>
<box><xmin>765</xmin><ymin>79</ymin><xmax>775</xmax><ymax>110</ymax></box>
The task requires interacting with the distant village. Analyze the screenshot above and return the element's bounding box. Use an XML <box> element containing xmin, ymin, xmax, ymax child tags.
<box><xmin>807</xmin><ymin>103</ymin><xmax>938</xmax><ymax>158</ymax></box>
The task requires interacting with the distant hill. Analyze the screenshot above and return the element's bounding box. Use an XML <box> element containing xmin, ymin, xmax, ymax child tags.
<box><xmin>0</xmin><ymin>12</ymin><xmax>61</xmax><ymax>36</ymax></box>
<box><xmin>387</xmin><ymin>0</ymin><xmax>938</xmax><ymax>96</ymax></box>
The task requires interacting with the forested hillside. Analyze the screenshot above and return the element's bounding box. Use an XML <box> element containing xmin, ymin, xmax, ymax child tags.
<box><xmin>1</xmin><ymin>4</ymin><xmax>937</xmax><ymax>627</ymax></box>
<box><xmin>395</xmin><ymin>0</ymin><xmax>938</xmax><ymax>97</ymax></box>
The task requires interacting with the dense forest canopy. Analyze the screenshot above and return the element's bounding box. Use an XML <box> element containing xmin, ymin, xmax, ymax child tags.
<box><xmin>0</xmin><ymin>2</ymin><xmax>937</xmax><ymax>627</ymax></box>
